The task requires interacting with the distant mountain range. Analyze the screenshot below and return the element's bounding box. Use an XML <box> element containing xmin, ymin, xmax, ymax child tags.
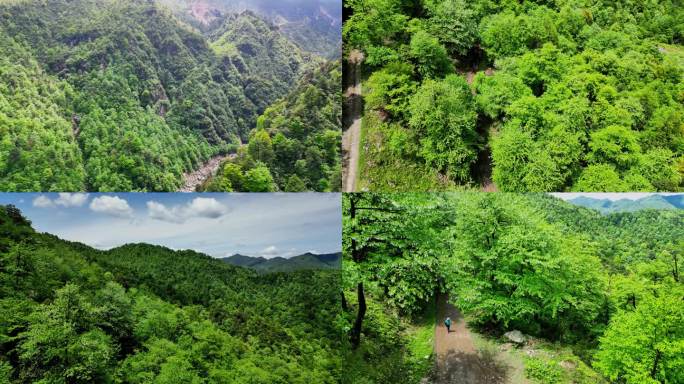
<box><xmin>567</xmin><ymin>194</ymin><xmax>684</xmax><ymax>213</ymax></box>
<box><xmin>222</xmin><ymin>252</ymin><xmax>341</xmax><ymax>273</ymax></box>
<box><xmin>159</xmin><ymin>0</ymin><xmax>342</xmax><ymax>57</ymax></box>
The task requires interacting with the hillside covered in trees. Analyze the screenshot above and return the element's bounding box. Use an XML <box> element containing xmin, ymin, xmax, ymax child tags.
<box><xmin>0</xmin><ymin>204</ymin><xmax>345</xmax><ymax>383</ymax></box>
<box><xmin>0</xmin><ymin>0</ymin><xmax>340</xmax><ymax>192</ymax></box>
<box><xmin>201</xmin><ymin>60</ymin><xmax>342</xmax><ymax>192</ymax></box>
<box><xmin>342</xmin><ymin>193</ymin><xmax>684</xmax><ymax>383</ymax></box>
<box><xmin>343</xmin><ymin>0</ymin><xmax>684</xmax><ymax>192</ymax></box>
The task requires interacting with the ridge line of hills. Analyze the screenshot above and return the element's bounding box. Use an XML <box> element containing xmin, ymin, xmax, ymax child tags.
<box><xmin>221</xmin><ymin>251</ymin><xmax>342</xmax><ymax>273</ymax></box>
<box><xmin>33</xmin><ymin>236</ymin><xmax>342</xmax><ymax>274</ymax></box>
<box><xmin>566</xmin><ymin>194</ymin><xmax>684</xmax><ymax>213</ymax></box>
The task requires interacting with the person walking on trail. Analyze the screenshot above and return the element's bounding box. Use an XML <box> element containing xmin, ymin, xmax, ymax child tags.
<box><xmin>444</xmin><ymin>317</ymin><xmax>452</xmax><ymax>333</ymax></box>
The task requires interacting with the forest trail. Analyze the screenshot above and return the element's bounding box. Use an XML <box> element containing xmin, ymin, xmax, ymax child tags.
<box><xmin>343</xmin><ymin>50</ymin><xmax>364</xmax><ymax>192</ymax></box>
<box><xmin>179</xmin><ymin>153</ymin><xmax>235</xmax><ymax>192</ymax></box>
<box><xmin>435</xmin><ymin>293</ymin><xmax>476</xmax><ymax>356</ymax></box>
<box><xmin>429</xmin><ymin>294</ymin><xmax>508</xmax><ymax>384</ymax></box>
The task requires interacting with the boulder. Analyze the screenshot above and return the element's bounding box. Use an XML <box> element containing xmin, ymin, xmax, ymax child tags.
<box><xmin>503</xmin><ymin>330</ymin><xmax>526</xmax><ymax>344</ymax></box>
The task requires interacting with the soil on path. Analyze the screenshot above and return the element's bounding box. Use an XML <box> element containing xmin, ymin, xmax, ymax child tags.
<box><xmin>342</xmin><ymin>50</ymin><xmax>364</xmax><ymax>192</ymax></box>
<box><xmin>429</xmin><ymin>294</ymin><xmax>508</xmax><ymax>384</ymax></box>
<box><xmin>178</xmin><ymin>153</ymin><xmax>235</xmax><ymax>192</ymax></box>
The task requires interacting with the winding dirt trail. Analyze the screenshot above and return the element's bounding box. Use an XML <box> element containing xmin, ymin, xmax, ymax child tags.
<box><xmin>430</xmin><ymin>294</ymin><xmax>508</xmax><ymax>384</ymax></box>
<box><xmin>342</xmin><ymin>50</ymin><xmax>364</xmax><ymax>192</ymax></box>
<box><xmin>178</xmin><ymin>154</ymin><xmax>235</xmax><ymax>192</ymax></box>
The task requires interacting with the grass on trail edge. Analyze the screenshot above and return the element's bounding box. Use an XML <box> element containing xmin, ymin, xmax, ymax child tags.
<box><xmin>405</xmin><ymin>297</ymin><xmax>437</xmax><ymax>383</ymax></box>
<box><xmin>358</xmin><ymin>111</ymin><xmax>461</xmax><ymax>191</ymax></box>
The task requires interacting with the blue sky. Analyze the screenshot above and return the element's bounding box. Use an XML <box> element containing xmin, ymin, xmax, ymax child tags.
<box><xmin>0</xmin><ymin>193</ymin><xmax>341</xmax><ymax>258</ymax></box>
<box><xmin>550</xmin><ymin>192</ymin><xmax>682</xmax><ymax>201</ymax></box>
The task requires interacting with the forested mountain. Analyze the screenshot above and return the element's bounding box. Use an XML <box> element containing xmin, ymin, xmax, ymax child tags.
<box><xmin>0</xmin><ymin>205</ymin><xmax>344</xmax><ymax>383</ymax></box>
<box><xmin>567</xmin><ymin>194</ymin><xmax>683</xmax><ymax>213</ymax></box>
<box><xmin>222</xmin><ymin>252</ymin><xmax>342</xmax><ymax>273</ymax></box>
<box><xmin>0</xmin><ymin>0</ymin><xmax>333</xmax><ymax>192</ymax></box>
<box><xmin>201</xmin><ymin>60</ymin><xmax>342</xmax><ymax>192</ymax></box>
<box><xmin>342</xmin><ymin>193</ymin><xmax>684</xmax><ymax>383</ymax></box>
<box><xmin>344</xmin><ymin>0</ymin><xmax>684</xmax><ymax>192</ymax></box>
<box><xmin>159</xmin><ymin>0</ymin><xmax>342</xmax><ymax>57</ymax></box>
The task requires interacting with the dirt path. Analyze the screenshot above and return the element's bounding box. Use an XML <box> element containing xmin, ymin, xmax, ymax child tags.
<box><xmin>342</xmin><ymin>50</ymin><xmax>364</xmax><ymax>192</ymax></box>
<box><xmin>435</xmin><ymin>293</ymin><xmax>476</xmax><ymax>356</ymax></box>
<box><xmin>429</xmin><ymin>294</ymin><xmax>508</xmax><ymax>384</ymax></box>
<box><xmin>343</xmin><ymin>116</ymin><xmax>361</xmax><ymax>192</ymax></box>
<box><xmin>178</xmin><ymin>153</ymin><xmax>235</xmax><ymax>192</ymax></box>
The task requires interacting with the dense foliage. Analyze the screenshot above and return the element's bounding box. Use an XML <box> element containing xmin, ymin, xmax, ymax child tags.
<box><xmin>344</xmin><ymin>0</ymin><xmax>684</xmax><ymax>191</ymax></box>
<box><xmin>202</xmin><ymin>61</ymin><xmax>342</xmax><ymax>192</ymax></box>
<box><xmin>0</xmin><ymin>0</ymin><xmax>326</xmax><ymax>191</ymax></box>
<box><xmin>342</xmin><ymin>193</ymin><xmax>684</xmax><ymax>383</ymax></box>
<box><xmin>0</xmin><ymin>205</ymin><xmax>344</xmax><ymax>383</ymax></box>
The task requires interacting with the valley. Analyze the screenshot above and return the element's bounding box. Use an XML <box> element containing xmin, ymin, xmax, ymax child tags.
<box><xmin>179</xmin><ymin>153</ymin><xmax>235</xmax><ymax>192</ymax></box>
<box><xmin>0</xmin><ymin>0</ymin><xmax>341</xmax><ymax>192</ymax></box>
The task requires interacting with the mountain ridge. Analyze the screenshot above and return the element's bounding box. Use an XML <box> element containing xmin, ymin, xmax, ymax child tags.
<box><xmin>222</xmin><ymin>251</ymin><xmax>341</xmax><ymax>273</ymax></box>
<box><xmin>158</xmin><ymin>0</ymin><xmax>341</xmax><ymax>57</ymax></box>
<box><xmin>566</xmin><ymin>194</ymin><xmax>683</xmax><ymax>213</ymax></box>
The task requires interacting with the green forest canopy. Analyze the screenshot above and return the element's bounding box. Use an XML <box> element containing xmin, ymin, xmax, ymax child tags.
<box><xmin>0</xmin><ymin>0</ymin><xmax>338</xmax><ymax>192</ymax></box>
<box><xmin>344</xmin><ymin>0</ymin><xmax>684</xmax><ymax>192</ymax></box>
<box><xmin>201</xmin><ymin>60</ymin><xmax>342</xmax><ymax>192</ymax></box>
<box><xmin>342</xmin><ymin>193</ymin><xmax>684</xmax><ymax>383</ymax></box>
<box><xmin>0</xmin><ymin>204</ymin><xmax>346</xmax><ymax>383</ymax></box>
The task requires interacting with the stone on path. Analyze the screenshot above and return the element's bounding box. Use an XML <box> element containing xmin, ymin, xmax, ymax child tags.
<box><xmin>503</xmin><ymin>330</ymin><xmax>525</xmax><ymax>345</ymax></box>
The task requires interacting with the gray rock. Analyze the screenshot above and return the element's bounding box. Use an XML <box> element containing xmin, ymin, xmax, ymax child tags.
<box><xmin>503</xmin><ymin>330</ymin><xmax>526</xmax><ymax>344</ymax></box>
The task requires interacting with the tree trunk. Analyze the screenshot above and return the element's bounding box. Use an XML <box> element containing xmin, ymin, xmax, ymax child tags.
<box><xmin>341</xmin><ymin>291</ymin><xmax>349</xmax><ymax>312</ymax></box>
<box><xmin>350</xmin><ymin>282</ymin><xmax>366</xmax><ymax>349</ymax></box>
<box><xmin>650</xmin><ymin>349</ymin><xmax>661</xmax><ymax>380</ymax></box>
<box><xmin>348</xmin><ymin>194</ymin><xmax>367</xmax><ymax>349</ymax></box>
<box><xmin>672</xmin><ymin>253</ymin><xmax>679</xmax><ymax>282</ymax></box>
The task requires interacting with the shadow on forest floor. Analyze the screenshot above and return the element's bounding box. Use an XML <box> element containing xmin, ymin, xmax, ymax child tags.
<box><xmin>428</xmin><ymin>349</ymin><xmax>510</xmax><ymax>384</ymax></box>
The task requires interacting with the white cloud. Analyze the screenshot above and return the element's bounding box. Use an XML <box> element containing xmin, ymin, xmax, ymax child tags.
<box><xmin>147</xmin><ymin>201</ymin><xmax>182</xmax><ymax>223</ymax></box>
<box><xmin>147</xmin><ymin>197</ymin><xmax>227</xmax><ymax>223</ymax></box>
<box><xmin>260</xmin><ymin>245</ymin><xmax>279</xmax><ymax>257</ymax></box>
<box><xmin>89</xmin><ymin>196</ymin><xmax>133</xmax><ymax>218</ymax></box>
<box><xmin>32</xmin><ymin>193</ymin><xmax>90</xmax><ymax>208</ymax></box>
<box><xmin>55</xmin><ymin>193</ymin><xmax>89</xmax><ymax>207</ymax></box>
<box><xmin>187</xmin><ymin>197</ymin><xmax>228</xmax><ymax>219</ymax></box>
<box><xmin>33</xmin><ymin>195</ymin><xmax>54</xmax><ymax>208</ymax></box>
